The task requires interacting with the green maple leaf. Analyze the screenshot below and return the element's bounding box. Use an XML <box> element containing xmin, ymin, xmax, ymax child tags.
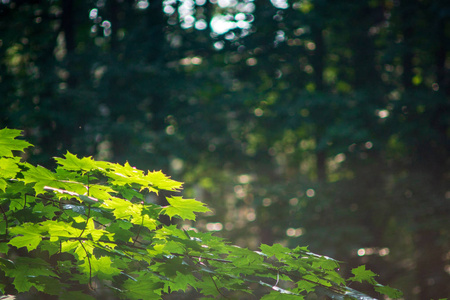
<box><xmin>164</xmin><ymin>271</ymin><xmax>196</xmax><ymax>293</ymax></box>
<box><xmin>101</xmin><ymin>197</ymin><xmax>157</xmax><ymax>229</ymax></box>
<box><xmin>79</xmin><ymin>256</ymin><xmax>121</xmax><ymax>279</ymax></box>
<box><xmin>22</xmin><ymin>165</ymin><xmax>60</xmax><ymax>195</ymax></box>
<box><xmin>54</xmin><ymin>152</ymin><xmax>98</xmax><ymax>173</ymax></box>
<box><xmin>123</xmin><ymin>272</ymin><xmax>163</xmax><ymax>300</ymax></box>
<box><xmin>5</xmin><ymin>257</ymin><xmax>58</xmax><ymax>293</ymax></box>
<box><xmin>312</xmin><ymin>257</ymin><xmax>340</xmax><ymax>270</ymax></box>
<box><xmin>374</xmin><ymin>284</ymin><xmax>403</xmax><ymax>298</ymax></box>
<box><xmin>195</xmin><ymin>275</ymin><xmax>223</xmax><ymax>297</ymax></box>
<box><xmin>42</xmin><ymin>220</ymin><xmax>82</xmax><ymax>242</ymax></box>
<box><xmin>9</xmin><ymin>223</ymin><xmax>45</xmax><ymax>251</ymax></box>
<box><xmin>348</xmin><ymin>265</ymin><xmax>377</xmax><ymax>284</ymax></box>
<box><xmin>144</xmin><ymin>170</ymin><xmax>183</xmax><ymax>192</ymax></box>
<box><xmin>296</xmin><ymin>280</ymin><xmax>317</xmax><ymax>293</ymax></box>
<box><xmin>0</xmin><ymin>128</ymin><xmax>32</xmax><ymax>157</ymax></box>
<box><xmin>260</xmin><ymin>243</ymin><xmax>291</xmax><ymax>260</ymax></box>
<box><xmin>101</xmin><ymin>196</ymin><xmax>141</xmax><ymax>219</ymax></box>
<box><xmin>0</xmin><ymin>157</ymin><xmax>21</xmax><ymax>177</ymax></box>
<box><xmin>105</xmin><ymin>162</ymin><xmax>148</xmax><ymax>187</ymax></box>
<box><xmin>161</xmin><ymin>196</ymin><xmax>210</xmax><ymax>221</ymax></box>
<box><xmin>87</xmin><ymin>184</ymin><xmax>115</xmax><ymax>200</ymax></box>
<box><xmin>32</xmin><ymin>202</ymin><xmax>60</xmax><ymax>219</ymax></box>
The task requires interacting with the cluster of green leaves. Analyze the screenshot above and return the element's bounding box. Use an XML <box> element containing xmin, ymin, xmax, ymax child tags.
<box><xmin>0</xmin><ymin>128</ymin><xmax>402</xmax><ymax>299</ymax></box>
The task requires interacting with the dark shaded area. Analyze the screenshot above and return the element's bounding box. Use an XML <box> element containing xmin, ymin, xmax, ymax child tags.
<box><xmin>0</xmin><ymin>0</ymin><xmax>449</xmax><ymax>298</ymax></box>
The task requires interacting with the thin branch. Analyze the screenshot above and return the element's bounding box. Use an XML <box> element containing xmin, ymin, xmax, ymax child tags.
<box><xmin>87</xmin><ymin>173</ymin><xmax>90</xmax><ymax>196</ymax></box>
<box><xmin>43</xmin><ymin>186</ymin><xmax>99</xmax><ymax>203</ymax></box>
<box><xmin>79</xmin><ymin>240</ymin><xmax>93</xmax><ymax>290</ymax></box>
<box><xmin>133</xmin><ymin>216</ymin><xmax>144</xmax><ymax>246</ymax></box>
<box><xmin>274</xmin><ymin>271</ymin><xmax>279</xmax><ymax>287</ymax></box>
<box><xmin>209</xmin><ymin>274</ymin><xmax>229</xmax><ymax>299</ymax></box>
<box><xmin>77</xmin><ymin>204</ymin><xmax>91</xmax><ymax>238</ymax></box>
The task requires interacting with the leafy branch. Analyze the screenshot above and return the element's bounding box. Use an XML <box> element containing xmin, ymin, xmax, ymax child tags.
<box><xmin>0</xmin><ymin>128</ymin><xmax>403</xmax><ymax>299</ymax></box>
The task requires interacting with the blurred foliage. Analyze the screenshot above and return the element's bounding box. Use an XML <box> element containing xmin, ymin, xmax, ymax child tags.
<box><xmin>0</xmin><ymin>0</ymin><xmax>449</xmax><ymax>299</ymax></box>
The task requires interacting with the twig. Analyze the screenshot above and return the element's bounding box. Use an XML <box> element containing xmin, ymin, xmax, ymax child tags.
<box><xmin>209</xmin><ymin>274</ymin><xmax>229</xmax><ymax>299</ymax></box>
<box><xmin>79</xmin><ymin>240</ymin><xmax>93</xmax><ymax>290</ymax></box>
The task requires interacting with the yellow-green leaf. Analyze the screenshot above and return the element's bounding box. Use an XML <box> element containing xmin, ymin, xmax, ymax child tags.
<box><xmin>0</xmin><ymin>128</ymin><xmax>32</xmax><ymax>157</ymax></box>
<box><xmin>161</xmin><ymin>196</ymin><xmax>210</xmax><ymax>221</ymax></box>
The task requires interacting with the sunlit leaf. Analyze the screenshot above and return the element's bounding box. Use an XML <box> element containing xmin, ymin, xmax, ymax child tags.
<box><xmin>22</xmin><ymin>165</ymin><xmax>60</xmax><ymax>195</ymax></box>
<box><xmin>144</xmin><ymin>170</ymin><xmax>183</xmax><ymax>192</ymax></box>
<box><xmin>0</xmin><ymin>128</ymin><xmax>32</xmax><ymax>157</ymax></box>
<box><xmin>0</xmin><ymin>157</ymin><xmax>21</xmax><ymax>179</ymax></box>
<box><xmin>9</xmin><ymin>223</ymin><xmax>44</xmax><ymax>251</ymax></box>
<box><xmin>161</xmin><ymin>196</ymin><xmax>210</xmax><ymax>220</ymax></box>
<box><xmin>54</xmin><ymin>152</ymin><xmax>98</xmax><ymax>174</ymax></box>
<box><xmin>79</xmin><ymin>255</ymin><xmax>121</xmax><ymax>279</ymax></box>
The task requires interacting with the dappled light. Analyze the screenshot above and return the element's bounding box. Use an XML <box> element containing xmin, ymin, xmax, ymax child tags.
<box><xmin>357</xmin><ymin>247</ymin><xmax>390</xmax><ymax>257</ymax></box>
<box><xmin>206</xmin><ymin>222</ymin><xmax>223</xmax><ymax>231</ymax></box>
<box><xmin>286</xmin><ymin>227</ymin><xmax>304</xmax><ymax>237</ymax></box>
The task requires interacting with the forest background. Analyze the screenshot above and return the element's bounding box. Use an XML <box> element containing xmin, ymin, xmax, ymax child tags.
<box><xmin>0</xmin><ymin>0</ymin><xmax>449</xmax><ymax>299</ymax></box>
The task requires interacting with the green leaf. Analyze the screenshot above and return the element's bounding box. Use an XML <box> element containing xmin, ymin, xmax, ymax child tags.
<box><xmin>260</xmin><ymin>243</ymin><xmax>291</xmax><ymax>261</ymax></box>
<box><xmin>164</xmin><ymin>271</ymin><xmax>196</xmax><ymax>293</ymax></box>
<box><xmin>22</xmin><ymin>165</ymin><xmax>60</xmax><ymax>195</ymax></box>
<box><xmin>0</xmin><ymin>243</ymin><xmax>9</xmax><ymax>254</ymax></box>
<box><xmin>348</xmin><ymin>265</ymin><xmax>377</xmax><ymax>284</ymax></box>
<box><xmin>296</xmin><ymin>280</ymin><xmax>317</xmax><ymax>293</ymax></box>
<box><xmin>87</xmin><ymin>184</ymin><xmax>115</xmax><ymax>200</ymax></box>
<box><xmin>374</xmin><ymin>284</ymin><xmax>403</xmax><ymax>298</ymax></box>
<box><xmin>312</xmin><ymin>257</ymin><xmax>340</xmax><ymax>270</ymax></box>
<box><xmin>0</xmin><ymin>178</ymin><xmax>6</xmax><ymax>192</ymax></box>
<box><xmin>101</xmin><ymin>196</ymin><xmax>138</xmax><ymax>218</ymax></box>
<box><xmin>0</xmin><ymin>157</ymin><xmax>21</xmax><ymax>178</ymax></box>
<box><xmin>54</xmin><ymin>152</ymin><xmax>98</xmax><ymax>173</ymax></box>
<box><xmin>161</xmin><ymin>196</ymin><xmax>210</xmax><ymax>221</ymax></box>
<box><xmin>43</xmin><ymin>220</ymin><xmax>83</xmax><ymax>241</ymax></box>
<box><xmin>144</xmin><ymin>170</ymin><xmax>183</xmax><ymax>193</ymax></box>
<box><xmin>79</xmin><ymin>255</ymin><xmax>121</xmax><ymax>279</ymax></box>
<box><xmin>9</xmin><ymin>223</ymin><xmax>44</xmax><ymax>251</ymax></box>
<box><xmin>101</xmin><ymin>197</ymin><xmax>157</xmax><ymax>229</ymax></box>
<box><xmin>261</xmin><ymin>291</ymin><xmax>303</xmax><ymax>300</ymax></box>
<box><xmin>0</xmin><ymin>128</ymin><xmax>32</xmax><ymax>157</ymax></box>
<box><xmin>5</xmin><ymin>257</ymin><xmax>58</xmax><ymax>293</ymax></box>
<box><xmin>32</xmin><ymin>202</ymin><xmax>60</xmax><ymax>219</ymax></box>
<box><xmin>123</xmin><ymin>272</ymin><xmax>163</xmax><ymax>300</ymax></box>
